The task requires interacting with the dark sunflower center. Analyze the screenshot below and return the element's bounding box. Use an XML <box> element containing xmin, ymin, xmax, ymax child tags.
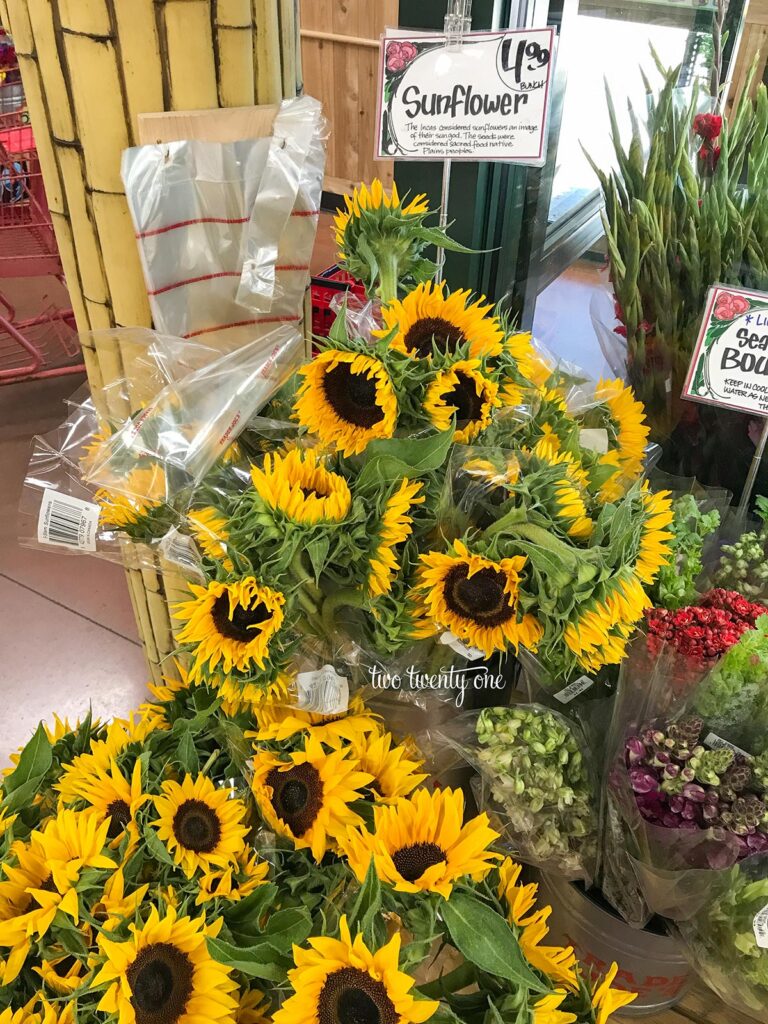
<box><xmin>322</xmin><ymin>363</ymin><xmax>385</xmax><ymax>428</ymax></box>
<box><xmin>444</xmin><ymin>372</ymin><xmax>485</xmax><ymax>427</ymax></box>
<box><xmin>300</xmin><ymin>484</ymin><xmax>329</xmax><ymax>500</ymax></box>
<box><xmin>106</xmin><ymin>798</ymin><xmax>132</xmax><ymax>839</ymax></box>
<box><xmin>127</xmin><ymin>942</ymin><xmax>194</xmax><ymax>1024</ymax></box>
<box><xmin>404</xmin><ymin>316</ymin><xmax>467</xmax><ymax>358</ymax></box>
<box><xmin>211</xmin><ymin>592</ymin><xmax>272</xmax><ymax>643</ymax></box>
<box><xmin>443</xmin><ymin>564</ymin><xmax>515</xmax><ymax>626</ymax></box>
<box><xmin>391</xmin><ymin>841</ymin><xmax>447</xmax><ymax>883</ymax></box>
<box><xmin>172</xmin><ymin>799</ymin><xmax>222</xmax><ymax>853</ymax></box>
<box><xmin>317</xmin><ymin>966</ymin><xmax>398</xmax><ymax>1024</ymax></box>
<box><xmin>266</xmin><ymin>763</ymin><xmax>323</xmax><ymax>838</ymax></box>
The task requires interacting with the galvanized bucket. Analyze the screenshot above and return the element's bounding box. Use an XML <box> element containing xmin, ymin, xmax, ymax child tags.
<box><xmin>536</xmin><ymin>871</ymin><xmax>692</xmax><ymax>1016</ymax></box>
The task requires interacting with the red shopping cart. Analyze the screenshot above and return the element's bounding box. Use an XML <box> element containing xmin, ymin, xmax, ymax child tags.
<box><xmin>0</xmin><ymin>63</ymin><xmax>81</xmax><ymax>384</ymax></box>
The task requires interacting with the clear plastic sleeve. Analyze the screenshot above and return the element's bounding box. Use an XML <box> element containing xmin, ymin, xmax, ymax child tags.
<box><xmin>83</xmin><ymin>324</ymin><xmax>303</xmax><ymax>508</ymax></box>
<box><xmin>423</xmin><ymin>703</ymin><xmax>599</xmax><ymax>882</ymax></box>
<box><xmin>601</xmin><ymin>630</ymin><xmax>768</xmax><ymax>930</ymax></box>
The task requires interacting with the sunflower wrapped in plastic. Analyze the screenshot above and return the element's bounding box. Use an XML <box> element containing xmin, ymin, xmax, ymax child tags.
<box><xmin>0</xmin><ymin>671</ymin><xmax>636</xmax><ymax>1024</ymax></box>
<box><xmin>334</xmin><ymin>179</ymin><xmax>472</xmax><ymax>301</ymax></box>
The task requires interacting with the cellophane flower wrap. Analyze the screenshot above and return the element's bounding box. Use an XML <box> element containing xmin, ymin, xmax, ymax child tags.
<box><xmin>601</xmin><ymin>603</ymin><xmax>768</xmax><ymax>948</ymax></box>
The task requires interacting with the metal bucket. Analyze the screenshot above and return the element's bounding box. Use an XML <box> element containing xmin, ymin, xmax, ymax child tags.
<box><xmin>536</xmin><ymin>872</ymin><xmax>692</xmax><ymax>1016</ymax></box>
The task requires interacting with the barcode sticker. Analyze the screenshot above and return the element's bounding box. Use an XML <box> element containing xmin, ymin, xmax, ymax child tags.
<box><xmin>753</xmin><ymin>903</ymin><xmax>768</xmax><ymax>949</ymax></box>
<box><xmin>439</xmin><ymin>631</ymin><xmax>485</xmax><ymax>662</ymax></box>
<box><xmin>704</xmin><ymin>733</ymin><xmax>750</xmax><ymax>758</ymax></box>
<box><xmin>295</xmin><ymin>665</ymin><xmax>349</xmax><ymax>715</ymax></box>
<box><xmin>554</xmin><ymin>675</ymin><xmax>594</xmax><ymax>703</ymax></box>
<box><xmin>579</xmin><ymin>428</ymin><xmax>609</xmax><ymax>455</ymax></box>
<box><xmin>37</xmin><ymin>489</ymin><xmax>99</xmax><ymax>551</ymax></box>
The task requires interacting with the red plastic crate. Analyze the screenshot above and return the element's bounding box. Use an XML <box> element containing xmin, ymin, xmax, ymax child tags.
<box><xmin>310</xmin><ymin>265</ymin><xmax>367</xmax><ymax>339</ymax></box>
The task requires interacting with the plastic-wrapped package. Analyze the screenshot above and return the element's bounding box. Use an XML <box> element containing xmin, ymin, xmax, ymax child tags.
<box><xmin>675</xmin><ymin>855</ymin><xmax>768</xmax><ymax>1021</ymax></box>
<box><xmin>423</xmin><ymin>704</ymin><xmax>599</xmax><ymax>882</ymax></box>
<box><xmin>601</xmin><ymin>627</ymin><xmax>768</xmax><ymax>929</ymax></box>
<box><xmin>123</xmin><ymin>96</ymin><xmax>326</xmax><ymax>352</ymax></box>
<box><xmin>83</xmin><ymin>323</ymin><xmax>303</xmax><ymax>508</ymax></box>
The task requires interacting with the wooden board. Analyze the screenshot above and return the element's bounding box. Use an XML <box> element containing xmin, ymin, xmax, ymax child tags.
<box><xmin>299</xmin><ymin>0</ymin><xmax>396</xmax><ymax>195</ymax></box>
<box><xmin>725</xmin><ymin>0</ymin><xmax>768</xmax><ymax>116</ymax></box>
<box><xmin>137</xmin><ymin>103</ymin><xmax>278</xmax><ymax>145</ymax></box>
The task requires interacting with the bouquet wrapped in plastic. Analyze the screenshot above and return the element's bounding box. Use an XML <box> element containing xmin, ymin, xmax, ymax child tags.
<box><xmin>426</xmin><ymin>704</ymin><xmax>599</xmax><ymax>882</ymax></box>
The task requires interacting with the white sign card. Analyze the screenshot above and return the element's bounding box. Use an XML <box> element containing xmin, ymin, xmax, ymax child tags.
<box><xmin>682</xmin><ymin>285</ymin><xmax>768</xmax><ymax>416</ymax></box>
<box><xmin>376</xmin><ymin>28</ymin><xmax>555</xmax><ymax>165</ymax></box>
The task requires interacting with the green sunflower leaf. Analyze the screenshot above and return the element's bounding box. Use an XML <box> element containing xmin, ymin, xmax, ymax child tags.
<box><xmin>206</xmin><ymin>937</ymin><xmax>289</xmax><ymax>981</ymax></box>
<box><xmin>225</xmin><ymin>882</ymin><xmax>280</xmax><ymax>924</ymax></box>
<box><xmin>348</xmin><ymin>859</ymin><xmax>381</xmax><ymax>942</ymax></box>
<box><xmin>262</xmin><ymin>907</ymin><xmax>313</xmax><ymax>950</ymax></box>
<box><xmin>3</xmin><ymin>723</ymin><xmax>52</xmax><ymax>812</ymax></box>
<box><xmin>142</xmin><ymin>824</ymin><xmax>177</xmax><ymax>868</ymax></box>
<box><xmin>441</xmin><ymin>892</ymin><xmax>546</xmax><ymax>993</ymax></box>
<box><xmin>175</xmin><ymin>728</ymin><xmax>198</xmax><ymax>774</ymax></box>
<box><xmin>357</xmin><ymin>429</ymin><xmax>455</xmax><ymax>490</ymax></box>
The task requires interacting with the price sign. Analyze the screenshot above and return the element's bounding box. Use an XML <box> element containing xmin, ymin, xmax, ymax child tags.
<box><xmin>682</xmin><ymin>285</ymin><xmax>768</xmax><ymax>416</ymax></box>
<box><xmin>376</xmin><ymin>28</ymin><xmax>555</xmax><ymax>165</ymax></box>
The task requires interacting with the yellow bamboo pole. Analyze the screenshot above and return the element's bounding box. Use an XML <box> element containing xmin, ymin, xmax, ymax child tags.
<box><xmin>4</xmin><ymin>0</ymin><xmax>298</xmax><ymax>679</ymax></box>
<box><xmin>215</xmin><ymin>0</ymin><xmax>256</xmax><ymax>108</ymax></box>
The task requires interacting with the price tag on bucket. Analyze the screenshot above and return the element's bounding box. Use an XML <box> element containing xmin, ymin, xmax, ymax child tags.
<box><xmin>295</xmin><ymin>665</ymin><xmax>349</xmax><ymax>715</ymax></box>
<box><xmin>753</xmin><ymin>902</ymin><xmax>768</xmax><ymax>949</ymax></box>
<box><xmin>37</xmin><ymin>488</ymin><xmax>99</xmax><ymax>551</ymax></box>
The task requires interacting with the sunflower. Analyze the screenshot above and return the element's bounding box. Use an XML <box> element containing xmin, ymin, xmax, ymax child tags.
<box><xmin>340</xmin><ymin>787</ymin><xmax>499</xmax><ymax>899</ymax></box>
<box><xmin>93</xmin><ymin>905</ymin><xmax>238</xmax><ymax>1024</ymax></box>
<box><xmin>196</xmin><ymin>848</ymin><xmax>270</xmax><ymax>906</ymax></box>
<box><xmin>334</xmin><ymin>179</ymin><xmax>429</xmax><ymax>252</ymax></box>
<box><xmin>216</xmin><ymin>674</ymin><xmax>292</xmax><ymax>717</ymax></box>
<box><xmin>237</xmin><ymin>988</ymin><xmax>272</xmax><ymax>1024</ymax></box>
<box><xmin>35</xmin><ymin>952</ymin><xmax>88</xmax><ymax>994</ymax></box>
<box><xmin>174</xmin><ymin>577</ymin><xmax>286</xmax><ymax>679</ymax></box>
<box><xmin>553</xmin><ymin>480</ymin><xmax>593</xmax><ymax>540</ymax></box>
<box><xmin>519</xmin><ymin>908</ymin><xmax>578</xmax><ymax>990</ymax></box>
<box><xmin>563</xmin><ymin>574</ymin><xmax>649</xmax><ymax>673</ymax></box>
<box><xmin>0</xmin><ymin>808</ymin><xmax>17</xmax><ymax>840</ymax></box>
<box><xmin>187</xmin><ymin>507</ymin><xmax>234</xmax><ymax>569</ymax></box>
<box><xmin>377</xmin><ymin>281</ymin><xmax>504</xmax><ymax>360</ymax></box>
<box><xmin>497</xmin><ymin>857</ymin><xmax>539</xmax><ymax>927</ymax></box>
<box><xmin>635</xmin><ymin>486</ymin><xmax>674</xmax><ymax>585</ymax></box>
<box><xmin>368</xmin><ymin>478</ymin><xmax>424</xmax><ymax>597</ymax></box>
<box><xmin>250</xmin><ymin>735</ymin><xmax>372</xmax><ymax>862</ymax></box>
<box><xmin>0</xmin><ymin>811</ymin><xmax>114</xmax><ymax>977</ymax></box>
<box><xmin>424</xmin><ymin>359</ymin><xmax>501</xmax><ymax>444</ymax></box>
<box><xmin>153</xmin><ymin>774</ymin><xmax>250</xmax><ymax>878</ymax></box>
<box><xmin>273</xmin><ymin>914</ymin><xmax>438</xmax><ymax>1024</ymax></box>
<box><xmin>250</xmin><ymin>692</ymin><xmax>380</xmax><ymax>746</ymax></box>
<box><xmin>532</xmin><ymin>992</ymin><xmax>577</xmax><ymax>1024</ymax></box>
<box><xmin>499</xmin><ymin>331</ymin><xmax>548</xmax><ymax>404</ymax></box>
<box><xmin>61</xmin><ymin>758</ymin><xmax>147</xmax><ymax>851</ymax></box>
<box><xmin>95</xmin><ymin>464</ymin><xmax>167</xmax><ymax>529</ymax></box>
<box><xmin>348</xmin><ymin>731</ymin><xmax>427</xmax><ymax>802</ymax></box>
<box><xmin>250</xmin><ymin>448</ymin><xmax>352</xmax><ymax>525</ymax></box>
<box><xmin>595</xmin><ymin>378</ymin><xmax>649</xmax><ymax>474</ymax></box>
<box><xmin>415</xmin><ymin>540</ymin><xmax>542</xmax><ymax>656</ymax></box>
<box><xmin>95</xmin><ymin>869</ymin><xmax>150</xmax><ymax>930</ymax></box>
<box><xmin>55</xmin><ymin>716</ymin><xmax>154</xmax><ymax>803</ymax></box>
<box><xmin>590</xmin><ymin>963</ymin><xmax>637</xmax><ymax>1024</ymax></box>
<box><xmin>294</xmin><ymin>350</ymin><xmax>397</xmax><ymax>457</ymax></box>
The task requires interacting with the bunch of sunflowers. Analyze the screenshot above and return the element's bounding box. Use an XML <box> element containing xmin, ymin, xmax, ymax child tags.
<box><xmin>131</xmin><ymin>179</ymin><xmax>675</xmax><ymax>706</ymax></box>
<box><xmin>0</xmin><ymin>665</ymin><xmax>635</xmax><ymax>1024</ymax></box>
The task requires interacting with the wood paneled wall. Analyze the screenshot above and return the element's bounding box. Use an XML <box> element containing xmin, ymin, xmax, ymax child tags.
<box><xmin>726</xmin><ymin>0</ymin><xmax>768</xmax><ymax>115</ymax></box>
<box><xmin>300</xmin><ymin>0</ymin><xmax>397</xmax><ymax>195</ymax></box>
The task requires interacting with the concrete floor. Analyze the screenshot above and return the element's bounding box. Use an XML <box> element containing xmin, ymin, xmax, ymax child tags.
<box><xmin>0</xmin><ymin>373</ymin><xmax>148</xmax><ymax>760</ymax></box>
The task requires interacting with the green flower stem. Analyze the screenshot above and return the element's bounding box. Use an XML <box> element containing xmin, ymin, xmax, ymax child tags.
<box><xmin>322</xmin><ymin>587</ymin><xmax>368</xmax><ymax>634</ymax></box>
<box><xmin>290</xmin><ymin>549</ymin><xmax>322</xmax><ymax>602</ymax></box>
<box><xmin>377</xmin><ymin>249</ymin><xmax>400</xmax><ymax>305</ymax></box>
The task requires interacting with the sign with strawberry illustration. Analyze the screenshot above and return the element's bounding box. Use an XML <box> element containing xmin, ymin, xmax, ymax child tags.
<box><xmin>376</xmin><ymin>28</ymin><xmax>555</xmax><ymax>164</ymax></box>
<box><xmin>682</xmin><ymin>284</ymin><xmax>768</xmax><ymax>416</ymax></box>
